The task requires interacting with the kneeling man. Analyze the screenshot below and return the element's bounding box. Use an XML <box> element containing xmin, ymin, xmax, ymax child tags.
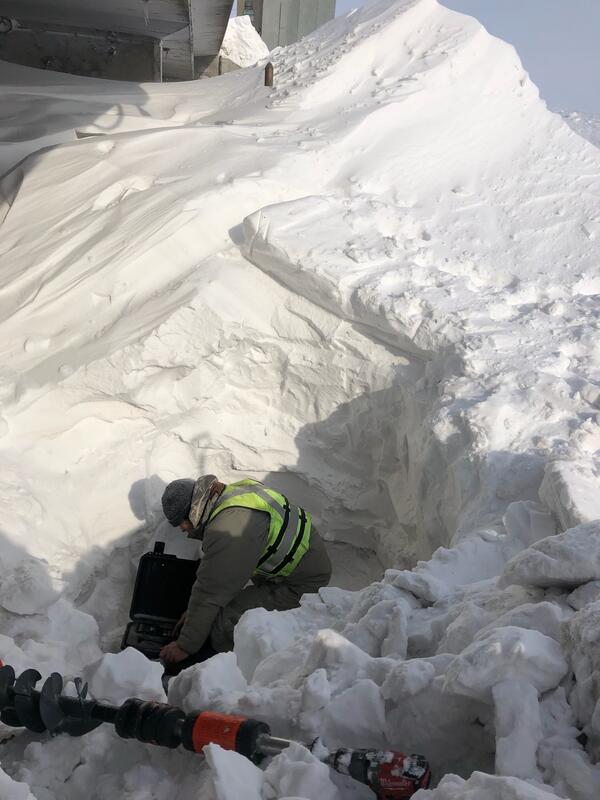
<box><xmin>159</xmin><ymin>474</ymin><xmax>332</xmax><ymax>673</ymax></box>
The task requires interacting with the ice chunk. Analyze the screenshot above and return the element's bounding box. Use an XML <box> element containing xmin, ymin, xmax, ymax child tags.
<box><xmin>342</xmin><ymin>599</ymin><xmax>404</xmax><ymax>657</ymax></box>
<box><xmin>298</xmin><ymin>668</ymin><xmax>331</xmax><ymax>734</ymax></box>
<box><xmin>539</xmin><ymin>460</ymin><xmax>600</xmax><ymax>531</ymax></box>
<box><xmin>235</xmin><ymin>596</ymin><xmax>341</xmax><ymax>681</ymax></box>
<box><xmin>500</xmin><ymin>521</ymin><xmax>600</xmax><ymax>589</ymax></box>
<box><xmin>433</xmin><ymin>585</ymin><xmax>544</xmax><ymax>656</ymax></box>
<box><xmin>389</xmin><ymin>529</ymin><xmax>522</xmax><ymax>603</ymax></box>
<box><xmin>567</xmin><ymin>580</ymin><xmax>600</xmax><ymax>611</ymax></box>
<box><xmin>321</xmin><ymin>679</ymin><xmax>386</xmax><ymax>750</ymax></box>
<box><xmin>538</xmin><ymin>688</ymin><xmax>600</xmax><ymax>800</ymax></box>
<box><xmin>477</xmin><ymin>601</ymin><xmax>570</xmax><ymax>643</ymax></box>
<box><xmin>561</xmin><ymin>599</ymin><xmax>600</xmax><ymax>758</ymax></box>
<box><xmin>381</xmin><ymin>658</ymin><xmax>436</xmax><ymax>700</ymax></box>
<box><xmin>299</xmin><ymin>629</ymin><xmax>389</xmax><ymax>693</ymax></box>
<box><xmin>381</xmin><ymin>602</ymin><xmax>409</xmax><ymax>659</ymax></box>
<box><xmin>234</xmin><ymin>607</ymin><xmax>300</xmax><ymax>681</ymax></box>
<box><xmin>503</xmin><ymin>501</ymin><xmax>557</xmax><ymax>548</ymax></box>
<box><xmin>263</xmin><ymin>741</ymin><xmax>340</xmax><ymax>800</ymax></box>
<box><xmin>493</xmin><ymin>679</ymin><xmax>542</xmax><ymax>780</ymax></box>
<box><xmin>168</xmin><ymin>651</ymin><xmax>248</xmax><ymax>711</ymax></box>
<box><xmin>83</xmin><ymin>648</ymin><xmax>166</xmax><ymax>704</ymax></box>
<box><xmin>204</xmin><ymin>743</ymin><xmax>263</xmax><ymax>800</ymax></box>
<box><xmin>444</xmin><ymin>626</ymin><xmax>567</xmax><ymax>701</ymax></box>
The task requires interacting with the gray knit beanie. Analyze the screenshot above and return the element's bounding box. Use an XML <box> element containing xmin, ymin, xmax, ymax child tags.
<box><xmin>161</xmin><ymin>479</ymin><xmax>195</xmax><ymax>526</ymax></box>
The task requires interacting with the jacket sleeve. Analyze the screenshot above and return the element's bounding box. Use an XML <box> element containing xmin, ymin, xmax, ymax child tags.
<box><xmin>176</xmin><ymin>507</ymin><xmax>268</xmax><ymax>654</ymax></box>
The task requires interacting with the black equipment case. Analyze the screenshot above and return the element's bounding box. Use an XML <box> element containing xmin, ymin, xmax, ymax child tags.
<box><xmin>120</xmin><ymin>541</ymin><xmax>199</xmax><ymax>660</ymax></box>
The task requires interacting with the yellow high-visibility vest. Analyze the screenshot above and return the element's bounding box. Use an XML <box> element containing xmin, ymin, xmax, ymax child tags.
<box><xmin>209</xmin><ymin>479</ymin><xmax>311</xmax><ymax>577</ymax></box>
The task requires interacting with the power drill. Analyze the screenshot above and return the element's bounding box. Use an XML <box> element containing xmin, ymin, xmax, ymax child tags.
<box><xmin>325</xmin><ymin>747</ymin><xmax>431</xmax><ymax>799</ymax></box>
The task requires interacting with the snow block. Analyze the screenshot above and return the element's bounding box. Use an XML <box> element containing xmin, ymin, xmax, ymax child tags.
<box><xmin>493</xmin><ymin>679</ymin><xmax>542</xmax><ymax>780</ymax></box>
<box><xmin>539</xmin><ymin>459</ymin><xmax>600</xmax><ymax>532</ymax></box>
<box><xmin>503</xmin><ymin>501</ymin><xmax>557</xmax><ymax>549</ymax></box>
<box><xmin>320</xmin><ymin>678</ymin><xmax>387</xmax><ymax>750</ymax></box>
<box><xmin>444</xmin><ymin>626</ymin><xmax>568</xmax><ymax>701</ymax></box>
<box><xmin>477</xmin><ymin>601</ymin><xmax>571</xmax><ymax>643</ymax></box>
<box><xmin>83</xmin><ymin>648</ymin><xmax>166</xmax><ymax>705</ymax></box>
<box><xmin>561</xmin><ymin>599</ymin><xmax>600</xmax><ymax>758</ymax></box>
<box><xmin>389</xmin><ymin>529</ymin><xmax>523</xmax><ymax>603</ymax></box>
<box><xmin>381</xmin><ymin>658</ymin><xmax>436</xmax><ymax>700</ymax></box>
<box><xmin>300</xmin><ymin>629</ymin><xmax>389</xmax><ymax>693</ymax></box>
<box><xmin>204</xmin><ymin>744</ymin><xmax>263</xmax><ymax>800</ymax></box>
<box><xmin>262</xmin><ymin>742</ymin><xmax>340</xmax><ymax>800</ymax></box>
<box><xmin>500</xmin><ymin>521</ymin><xmax>600</xmax><ymax>589</ymax></box>
<box><xmin>431</xmin><ymin>584</ymin><xmax>545</xmax><ymax>657</ymax></box>
<box><xmin>567</xmin><ymin>580</ymin><xmax>600</xmax><ymax>611</ymax></box>
<box><xmin>167</xmin><ymin>651</ymin><xmax>247</xmax><ymax>712</ymax></box>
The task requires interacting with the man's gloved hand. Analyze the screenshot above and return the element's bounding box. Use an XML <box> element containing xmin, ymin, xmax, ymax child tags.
<box><xmin>160</xmin><ymin>642</ymin><xmax>189</xmax><ymax>664</ymax></box>
<box><xmin>172</xmin><ymin>611</ymin><xmax>188</xmax><ymax>637</ymax></box>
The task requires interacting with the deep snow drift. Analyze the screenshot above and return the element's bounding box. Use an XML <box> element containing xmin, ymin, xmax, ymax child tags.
<box><xmin>0</xmin><ymin>0</ymin><xmax>599</xmax><ymax>798</ymax></box>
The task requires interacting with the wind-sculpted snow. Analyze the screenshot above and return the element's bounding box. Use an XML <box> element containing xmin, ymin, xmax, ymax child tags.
<box><xmin>0</xmin><ymin>0</ymin><xmax>599</xmax><ymax>797</ymax></box>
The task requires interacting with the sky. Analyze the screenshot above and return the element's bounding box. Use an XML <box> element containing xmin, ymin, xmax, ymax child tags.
<box><xmin>333</xmin><ymin>0</ymin><xmax>600</xmax><ymax>112</ymax></box>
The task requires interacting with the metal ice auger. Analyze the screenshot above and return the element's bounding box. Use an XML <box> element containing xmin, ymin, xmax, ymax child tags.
<box><xmin>0</xmin><ymin>663</ymin><xmax>431</xmax><ymax>799</ymax></box>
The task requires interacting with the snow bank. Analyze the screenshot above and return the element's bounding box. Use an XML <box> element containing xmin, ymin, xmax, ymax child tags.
<box><xmin>0</xmin><ymin>0</ymin><xmax>600</xmax><ymax>797</ymax></box>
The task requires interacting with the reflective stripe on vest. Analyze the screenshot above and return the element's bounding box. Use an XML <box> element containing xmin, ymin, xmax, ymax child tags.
<box><xmin>208</xmin><ymin>479</ymin><xmax>311</xmax><ymax>578</ymax></box>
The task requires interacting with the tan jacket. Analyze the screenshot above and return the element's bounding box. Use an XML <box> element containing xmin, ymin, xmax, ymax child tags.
<box><xmin>177</xmin><ymin>506</ymin><xmax>331</xmax><ymax>654</ymax></box>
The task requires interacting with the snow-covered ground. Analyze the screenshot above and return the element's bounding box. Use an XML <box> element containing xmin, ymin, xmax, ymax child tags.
<box><xmin>0</xmin><ymin>0</ymin><xmax>599</xmax><ymax>798</ymax></box>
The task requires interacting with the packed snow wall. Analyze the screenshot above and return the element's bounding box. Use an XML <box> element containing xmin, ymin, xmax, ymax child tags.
<box><xmin>0</xmin><ymin>0</ymin><xmax>600</xmax><ymax>798</ymax></box>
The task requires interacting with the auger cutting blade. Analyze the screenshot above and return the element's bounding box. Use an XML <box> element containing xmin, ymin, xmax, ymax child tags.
<box><xmin>0</xmin><ymin>664</ymin><xmax>15</xmax><ymax>708</ymax></box>
<box><xmin>40</xmin><ymin>673</ymin><xmax>101</xmax><ymax>737</ymax></box>
<box><xmin>74</xmin><ymin>677</ymin><xmax>88</xmax><ymax>700</ymax></box>
<box><xmin>39</xmin><ymin>673</ymin><xmax>65</xmax><ymax>734</ymax></box>
<box><xmin>13</xmin><ymin>669</ymin><xmax>45</xmax><ymax>733</ymax></box>
<box><xmin>0</xmin><ymin>665</ymin><xmax>21</xmax><ymax>728</ymax></box>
